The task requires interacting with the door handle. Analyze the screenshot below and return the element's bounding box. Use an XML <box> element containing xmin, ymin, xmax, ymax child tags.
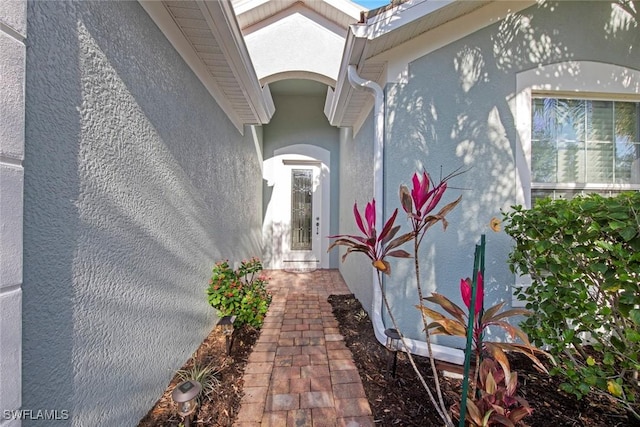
<box><xmin>316</xmin><ymin>217</ymin><xmax>320</xmax><ymax>235</ymax></box>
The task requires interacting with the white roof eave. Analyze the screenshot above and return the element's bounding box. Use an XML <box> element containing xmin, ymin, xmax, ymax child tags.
<box><xmin>199</xmin><ymin>0</ymin><xmax>275</xmax><ymax>124</ymax></box>
<box><xmin>139</xmin><ymin>0</ymin><xmax>274</xmax><ymax>134</ymax></box>
<box><xmin>325</xmin><ymin>26</ymin><xmax>368</xmax><ymax>127</ymax></box>
<box><xmin>327</xmin><ymin>1</ymin><xmax>463</xmax><ymax>129</ymax></box>
<box><xmin>327</xmin><ymin>0</ymin><xmax>536</xmax><ymax>128</ymax></box>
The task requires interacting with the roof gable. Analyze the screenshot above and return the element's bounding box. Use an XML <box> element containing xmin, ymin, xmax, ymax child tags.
<box><xmin>140</xmin><ymin>0</ymin><xmax>365</xmax><ymax>133</ymax></box>
<box><xmin>242</xmin><ymin>3</ymin><xmax>352</xmax><ymax>85</ymax></box>
<box><xmin>232</xmin><ymin>0</ymin><xmax>362</xmax><ymax>29</ymax></box>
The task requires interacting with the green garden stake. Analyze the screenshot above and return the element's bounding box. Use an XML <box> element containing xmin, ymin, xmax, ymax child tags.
<box><xmin>459</xmin><ymin>235</ymin><xmax>485</xmax><ymax>427</ymax></box>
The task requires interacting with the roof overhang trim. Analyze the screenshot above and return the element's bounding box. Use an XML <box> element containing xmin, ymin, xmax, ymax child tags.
<box><xmin>326</xmin><ymin>0</ymin><xmax>537</xmax><ymax>131</ymax></box>
<box><xmin>139</xmin><ymin>0</ymin><xmax>274</xmax><ymax>134</ymax></box>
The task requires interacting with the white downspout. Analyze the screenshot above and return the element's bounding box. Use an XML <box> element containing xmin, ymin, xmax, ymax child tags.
<box><xmin>346</xmin><ymin>65</ymin><xmax>464</xmax><ymax>365</ymax></box>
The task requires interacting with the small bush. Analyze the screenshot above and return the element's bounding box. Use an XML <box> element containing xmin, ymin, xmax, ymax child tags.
<box><xmin>206</xmin><ymin>258</ymin><xmax>271</xmax><ymax>328</ymax></box>
<box><xmin>504</xmin><ymin>192</ymin><xmax>640</xmax><ymax>420</ymax></box>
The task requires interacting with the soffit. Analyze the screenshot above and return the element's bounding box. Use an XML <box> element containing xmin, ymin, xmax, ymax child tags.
<box><xmin>362</xmin><ymin>1</ymin><xmax>491</xmax><ymax>60</ymax></box>
<box><xmin>231</xmin><ymin>0</ymin><xmax>363</xmax><ymax>30</ymax></box>
<box><xmin>328</xmin><ymin>0</ymin><xmax>519</xmax><ymax>130</ymax></box>
<box><xmin>139</xmin><ymin>0</ymin><xmax>274</xmax><ymax>133</ymax></box>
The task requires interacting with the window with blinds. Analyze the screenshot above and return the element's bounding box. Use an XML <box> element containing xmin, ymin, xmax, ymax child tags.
<box><xmin>531</xmin><ymin>97</ymin><xmax>640</xmax><ymax>201</ymax></box>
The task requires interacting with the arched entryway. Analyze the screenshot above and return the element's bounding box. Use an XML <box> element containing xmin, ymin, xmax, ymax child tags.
<box><xmin>261</xmin><ymin>79</ymin><xmax>340</xmax><ymax>270</ymax></box>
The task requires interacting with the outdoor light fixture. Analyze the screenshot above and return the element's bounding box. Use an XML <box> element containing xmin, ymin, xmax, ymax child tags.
<box><xmin>217</xmin><ymin>315</ymin><xmax>236</xmax><ymax>355</ymax></box>
<box><xmin>172</xmin><ymin>379</ymin><xmax>202</xmax><ymax>427</ymax></box>
<box><xmin>384</xmin><ymin>328</ymin><xmax>401</xmax><ymax>378</ymax></box>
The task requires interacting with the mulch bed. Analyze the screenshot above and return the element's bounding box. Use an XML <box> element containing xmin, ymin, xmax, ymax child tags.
<box><xmin>138</xmin><ymin>294</ymin><xmax>635</xmax><ymax>426</ymax></box>
<box><xmin>137</xmin><ymin>324</ymin><xmax>259</xmax><ymax>427</ymax></box>
<box><xmin>328</xmin><ymin>293</ymin><xmax>635</xmax><ymax>427</ymax></box>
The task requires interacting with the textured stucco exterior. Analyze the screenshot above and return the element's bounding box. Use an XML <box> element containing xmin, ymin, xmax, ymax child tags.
<box><xmin>0</xmin><ymin>0</ymin><xmax>26</xmax><ymax>425</ymax></box>
<box><xmin>244</xmin><ymin>4</ymin><xmax>346</xmax><ymax>85</ymax></box>
<box><xmin>376</xmin><ymin>1</ymin><xmax>640</xmax><ymax>342</ymax></box>
<box><xmin>262</xmin><ymin>93</ymin><xmax>340</xmax><ymax>268</ymax></box>
<box><xmin>337</xmin><ymin>114</ymin><xmax>375</xmax><ymax>314</ymax></box>
<box><xmin>23</xmin><ymin>1</ymin><xmax>263</xmax><ymax>425</ymax></box>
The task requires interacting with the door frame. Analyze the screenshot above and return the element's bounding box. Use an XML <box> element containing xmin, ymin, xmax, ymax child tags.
<box><xmin>263</xmin><ymin>144</ymin><xmax>330</xmax><ymax>270</ymax></box>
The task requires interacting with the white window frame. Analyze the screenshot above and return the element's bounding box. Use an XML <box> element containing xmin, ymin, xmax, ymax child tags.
<box><xmin>511</xmin><ymin>61</ymin><xmax>640</xmax><ymax>306</ymax></box>
<box><xmin>514</xmin><ymin>61</ymin><xmax>640</xmax><ymax>209</ymax></box>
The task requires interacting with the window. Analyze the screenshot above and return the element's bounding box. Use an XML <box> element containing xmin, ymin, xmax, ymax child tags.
<box><xmin>290</xmin><ymin>169</ymin><xmax>313</xmax><ymax>250</ymax></box>
<box><xmin>530</xmin><ymin>97</ymin><xmax>640</xmax><ymax>202</ymax></box>
<box><xmin>512</xmin><ymin>62</ymin><xmax>640</xmax><ymax>306</ymax></box>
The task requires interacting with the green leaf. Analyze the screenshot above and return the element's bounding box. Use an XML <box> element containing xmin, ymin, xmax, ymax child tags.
<box><xmin>603</xmin><ymin>352</ymin><xmax>615</xmax><ymax>365</ymax></box>
<box><xmin>608</xmin><ymin>380</ymin><xmax>623</xmax><ymax>397</ymax></box>
<box><xmin>619</xmin><ymin>226</ymin><xmax>638</xmax><ymax>242</ymax></box>
<box><xmin>625</xmin><ymin>329</ymin><xmax>640</xmax><ymax>343</ymax></box>
<box><xmin>608</xmin><ymin>220</ymin><xmax>625</xmax><ymax>230</ymax></box>
<box><xmin>589</xmin><ymin>263</ymin><xmax>608</xmax><ymax>274</ymax></box>
<box><xmin>563</xmin><ymin>329</ymin><xmax>575</xmax><ymax>342</ymax></box>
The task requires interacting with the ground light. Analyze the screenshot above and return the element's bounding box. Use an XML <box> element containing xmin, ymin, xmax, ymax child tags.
<box><xmin>217</xmin><ymin>315</ymin><xmax>236</xmax><ymax>355</ymax></box>
<box><xmin>171</xmin><ymin>379</ymin><xmax>202</xmax><ymax>427</ymax></box>
<box><xmin>384</xmin><ymin>328</ymin><xmax>401</xmax><ymax>378</ymax></box>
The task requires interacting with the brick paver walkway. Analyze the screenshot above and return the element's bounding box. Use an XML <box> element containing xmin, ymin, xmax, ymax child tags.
<box><xmin>234</xmin><ymin>269</ymin><xmax>375</xmax><ymax>427</ymax></box>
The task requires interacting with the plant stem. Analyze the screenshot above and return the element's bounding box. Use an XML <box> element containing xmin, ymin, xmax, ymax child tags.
<box><xmin>413</xmin><ymin>234</ymin><xmax>450</xmax><ymax>419</ymax></box>
<box><xmin>377</xmin><ymin>271</ymin><xmax>454</xmax><ymax>427</ymax></box>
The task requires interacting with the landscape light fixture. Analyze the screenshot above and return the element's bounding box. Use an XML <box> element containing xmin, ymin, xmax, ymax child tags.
<box><xmin>171</xmin><ymin>379</ymin><xmax>202</xmax><ymax>427</ymax></box>
<box><xmin>384</xmin><ymin>328</ymin><xmax>401</xmax><ymax>378</ymax></box>
<box><xmin>217</xmin><ymin>315</ymin><xmax>236</xmax><ymax>355</ymax></box>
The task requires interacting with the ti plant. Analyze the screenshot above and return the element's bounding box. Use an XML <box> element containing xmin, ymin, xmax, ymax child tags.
<box><xmin>421</xmin><ymin>271</ymin><xmax>548</xmax><ymax>426</ymax></box>
<box><xmin>420</xmin><ymin>271</ymin><xmax>548</xmax><ymax>396</ymax></box>
<box><xmin>399</xmin><ymin>170</ymin><xmax>463</xmax><ymax>424</ymax></box>
<box><xmin>456</xmin><ymin>358</ymin><xmax>533</xmax><ymax>427</ymax></box>
<box><xmin>329</xmin><ymin>168</ymin><xmax>464</xmax><ymax>427</ymax></box>
<box><xmin>328</xmin><ymin>199</ymin><xmax>412</xmax><ymax>274</ymax></box>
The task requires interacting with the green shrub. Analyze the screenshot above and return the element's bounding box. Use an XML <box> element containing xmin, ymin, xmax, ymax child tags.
<box><xmin>206</xmin><ymin>258</ymin><xmax>271</xmax><ymax>328</ymax></box>
<box><xmin>503</xmin><ymin>192</ymin><xmax>640</xmax><ymax>420</ymax></box>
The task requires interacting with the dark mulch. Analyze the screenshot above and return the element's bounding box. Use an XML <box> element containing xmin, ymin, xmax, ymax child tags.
<box><xmin>328</xmin><ymin>293</ymin><xmax>634</xmax><ymax>427</ymax></box>
<box><xmin>138</xmin><ymin>294</ymin><xmax>635</xmax><ymax>426</ymax></box>
<box><xmin>137</xmin><ymin>324</ymin><xmax>259</xmax><ymax>427</ymax></box>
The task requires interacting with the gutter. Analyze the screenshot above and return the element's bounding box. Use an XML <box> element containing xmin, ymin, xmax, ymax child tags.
<box><xmin>347</xmin><ymin>65</ymin><xmax>465</xmax><ymax>366</ymax></box>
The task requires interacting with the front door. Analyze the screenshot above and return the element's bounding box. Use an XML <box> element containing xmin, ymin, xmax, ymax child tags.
<box><xmin>263</xmin><ymin>145</ymin><xmax>330</xmax><ymax>270</ymax></box>
<box><xmin>280</xmin><ymin>160</ymin><xmax>323</xmax><ymax>271</ymax></box>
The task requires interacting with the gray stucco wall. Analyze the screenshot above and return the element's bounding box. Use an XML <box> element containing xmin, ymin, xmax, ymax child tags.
<box><xmin>262</xmin><ymin>93</ymin><xmax>340</xmax><ymax>267</ymax></box>
<box><xmin>337</xmin><ymin>115</ymin><xmax>376</xmax><ymax>313</ymax></box>
<box><xmin>350</xmin><ymin>1</ymin><xmax>640</xmax><ymax>344</ymax></box>
<box><xmin>23</xmin><ymin>1</ymin><xmax>263</xmax><ymax>425</ymax></box>
<box><xmin>0</xmin><ymin>1</ymin><xmax>26</xmax><ymax>425</ymax></box>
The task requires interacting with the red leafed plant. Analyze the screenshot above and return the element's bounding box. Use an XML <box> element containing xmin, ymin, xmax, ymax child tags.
<box><xmin>455</xmin><ymin>358</ymin><xmax>533</xmax><ymax>427</ymax></box>
<box><xmin>328</xmin><ymin>199</ymin><xmax>412</xmax><ymax>274</ymax></box>
<box><xmin>420</xmin><ymin>271</ymin><xmax>547</xmax><ymax>383</ymax></box>
<box><xmin>329</xmin><ymin>168</ymin><xmax>465</xmax><ymax>427</ymax></box>
<box><xmin>420</xmin><ymin>270</ymin><xmax>548</xmax><ymax>426</ymax></box>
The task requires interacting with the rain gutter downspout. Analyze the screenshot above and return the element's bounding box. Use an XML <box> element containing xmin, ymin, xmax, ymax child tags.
<box><xmin>346</xmin><ymin>65</ymin><xmax>387</xmax><ymax>347</ymax></box>
<box><xmin>346</xmin><ymin>65</ymin><xmax>464</xmax><ymax>365</ymax></box>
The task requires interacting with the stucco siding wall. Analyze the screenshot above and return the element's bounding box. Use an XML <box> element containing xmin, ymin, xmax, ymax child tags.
<box><xmin>23</xmin><ymin>1</ymin><xmax>262</xmax><ymax>425</ymax></box>
<box><xmin>383</xmin><ymin>1</ymin><xmax>640</xmax><ymax>342</ymax></box>
<box><xmin>262</xmin><ymin>93</ymin><xmax>340</xmax><ymax>268</ymax></box>
<box><xmin>337</xmin><ymin>114</ymin><xmax>375</xmax><ymax>314</ymax></box>
<box><xmin>0</xmin><ymin>1</ymin><xmax>26</xmax><ymax>425</ymax></box>
<box><xmin>244</xmin><ymin>5</ymin><xmax>345</xmax><ymax>84</ymax></box>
